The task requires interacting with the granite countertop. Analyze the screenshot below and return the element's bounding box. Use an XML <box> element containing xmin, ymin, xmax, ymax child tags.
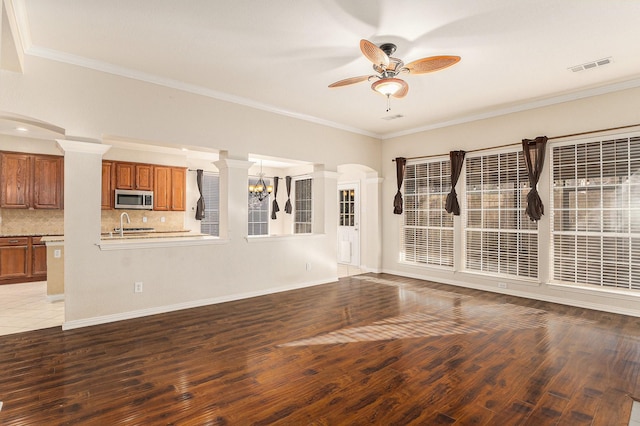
<box><xmin>1</xmin><ymin>233</ymin><xmax>65</xmax><ymax>238</ymax></box>
<box><xmin>41</xmin><ymin>230</ymin><xmax>199</xmax><ymax>243</ymax></box>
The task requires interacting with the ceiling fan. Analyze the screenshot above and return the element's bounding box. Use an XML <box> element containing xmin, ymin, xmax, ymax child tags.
<box><xmin>329</xmin><ymin>39</ymin><xmax>460</xmax><ymax>111</ymax></box>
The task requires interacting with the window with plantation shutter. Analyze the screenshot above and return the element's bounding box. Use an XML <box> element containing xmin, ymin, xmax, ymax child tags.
<box><xmin>248</xmin><ymin>177</ymin><xmax>270</xmax><ymax>236</ymax></box>
<box><xmin>294</xmin><ymin>177</ymin><xmax>312</xmax><ymax>234</ymax></box>
<box><xmin>401</xmin><ymin>159</ymin><xmax>454</xmax><ymax>267</ymax></box>
<box><xmin>200</xmin><ymin>172</ymin><xmax>219</xmax><ymax>236</ymax></box>
<box><xmin>551</xmin><ymin>135</ymin><xmax>640</xmax><ymax>290</ymax></box>
<box><xmin>464</xmin><ymin>150</ymin><xmax>538</xmax><ymax>278</ymax></box>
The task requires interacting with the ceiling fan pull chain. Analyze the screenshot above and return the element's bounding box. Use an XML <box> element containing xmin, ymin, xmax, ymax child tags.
<box><xmin>386</xmin><ymin>94</ymin><xmax>391</xmax><ymax>112</ymax></box>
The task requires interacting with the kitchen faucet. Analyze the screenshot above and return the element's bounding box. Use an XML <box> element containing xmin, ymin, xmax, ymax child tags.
<box><xmin>119</xmin><ymin>212</ymin><xmax>130</xmax><ymax>237</ymax></box>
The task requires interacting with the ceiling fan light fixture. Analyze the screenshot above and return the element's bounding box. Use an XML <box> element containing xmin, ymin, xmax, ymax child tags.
<box><xmin>371</xmin><ymin>78</ymin><xmax>405</xmax><ymax>96</ymax></box>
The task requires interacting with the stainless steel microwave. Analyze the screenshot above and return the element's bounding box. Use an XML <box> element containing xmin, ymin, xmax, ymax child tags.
<box><xmin>115</xmin><ymin>189</ymin><xmax>154</xmax><ymax>210</ymax></box>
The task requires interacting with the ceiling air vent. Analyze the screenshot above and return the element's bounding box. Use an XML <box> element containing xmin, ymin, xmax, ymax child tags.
<box><xmin>569</xmin><ymin>57</ymin><xmax>612</xmax><ymax>73</ymax></box>
<box><xmin>382</xmin><ymin>114</ymin><xmax>404</xmax><ymax>121</ymax></box>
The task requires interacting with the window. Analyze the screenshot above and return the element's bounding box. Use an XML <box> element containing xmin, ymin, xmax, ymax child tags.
<box><xmin>294</xmin><ymin>177</ymin><xmax>312</xmax><ymax>234</ymax></box>
<box><xmin>401</xmin><ymin>159</ymin><xmax>454</xmax><ymax>267</ymax></box>
<box><xmin>465</xmin><ymin>150</ymin><xmax>538</xmax><ymax>278</ymax></box>
<box><xmin>200</xmin><ymin>172</ymin><xmax>219</xmax><ymax>236</ymax></box>
<box><xmin>551</xmin><ymin>136</ymin><xmax>640</xmax><ymax>289</ymax></box>
<box><xmin>248</xmin><ymin>177</ymin><xmax>270</xmax><ymax>236</ymax></box>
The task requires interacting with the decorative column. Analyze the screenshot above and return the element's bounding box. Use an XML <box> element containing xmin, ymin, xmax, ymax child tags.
<box><xmin>56</xmin><ymin>140</ymin><xmax>111</xmax><ymax>323</ymax></box>
<box><xmin>214</xmin><ymin>153</ymin><xmax>252</xmax><ymax>240</ymax></box>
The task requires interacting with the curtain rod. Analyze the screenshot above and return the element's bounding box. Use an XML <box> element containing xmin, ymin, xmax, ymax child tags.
<box><xmin>391</xmin><ymin>123</ymin><xmax>640</xmax><ymax>162</ymax></box>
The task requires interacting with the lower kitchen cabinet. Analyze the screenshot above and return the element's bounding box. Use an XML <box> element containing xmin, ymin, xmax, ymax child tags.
<box><xmin>0</xmin><ymin>236</ymin><xmax>48</xmax><ymax>284</ymax></box>
<box><xmin>31</xmin><ymin>237</ymin><xmax>47</xmax><ymax>280</ymax></box>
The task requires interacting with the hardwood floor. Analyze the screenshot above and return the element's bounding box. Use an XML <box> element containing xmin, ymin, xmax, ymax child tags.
<box><xmin>1</xmin><ymin>273</ymin><xmax>639</xmax><ymax>425</ymax></box>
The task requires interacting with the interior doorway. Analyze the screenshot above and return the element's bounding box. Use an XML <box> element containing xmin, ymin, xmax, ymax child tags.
<box><xmin>338</xmin><ymin>183</ymin><xmax>362</xmax><ymax>276</ymax></box>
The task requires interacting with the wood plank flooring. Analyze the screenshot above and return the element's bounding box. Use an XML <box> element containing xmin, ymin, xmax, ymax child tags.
<box><xmin>1</xmin><ymin>273</ymin><xmax>639</xmax><ymax>425</ymax></box>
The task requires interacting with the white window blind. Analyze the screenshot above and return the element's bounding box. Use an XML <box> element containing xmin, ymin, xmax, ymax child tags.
<box><xmin>294</xmin><ymin>177</ymin><xmax>312</xmax><ymax>234</ymax></box>
<box><xmin>401</xmin><ymin>159</ymin><xmax>454</xmax><ymax>267</ymax></box>
<box><xmin>200</xmin><ymin>172</ymin><xmax>219</xmax><ymax>236</ymax></box>
<box><xmin>551</xmin><ymin>136</ymin><xmax>640</xmax><ymax>289</ymax></box>
<box><xmin>465</xmin><ymin>150</ymin><xmax>538</xmax><ymax>278</ymax></box>
<box><xmin>248</xmin><ymin>177</ymin><xmax>270</xmax><ymax>236</ymax></box>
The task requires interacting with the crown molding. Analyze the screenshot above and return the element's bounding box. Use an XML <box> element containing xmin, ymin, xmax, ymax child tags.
<box><xmin>26</xmin><ymin>45</ymin><xmax>380</xmax><ymax>139</ymax></box>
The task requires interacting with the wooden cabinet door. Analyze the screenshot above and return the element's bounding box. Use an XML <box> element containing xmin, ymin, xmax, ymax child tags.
<box><xmin>101</xmin><ymin>161</ymin><xmax>115</xmax><ymax>210</ymax></box>
<box><xmin>115</xmin><ymin>163</ymin><xmax>135</xmax><ymax>190</ymax></box>
<box><xmin>135</xmin><ymin>164</ymin><xmax>153</xmax><ymax>190</ymax></box>
<box><xmin>0</xmin><ymin>238</ymin><xmax>29</xmax><ymax>281</ymax></box>
<box><xmin>0</xmin><ymin>153</ymin><xmax>31</xmax><ymax>208</ymax></box>
<box><xmin>171</xmin><ymin>168</ymin><xmax>186</xmax><ymax>211</ymax></box>
<box><xmin>33</xmin><ymin>155</ymin><xmax>63</xmax><ymax>209</ymax></box>
<box><xmin>153</xmin><ymin>166</ymin><xmax>171</xmax><ymax>211</ymax></box>
<box><xmin>31</xmin><ymin>237</ymin><xmax>47</xmax><ymax>279</ymax></box>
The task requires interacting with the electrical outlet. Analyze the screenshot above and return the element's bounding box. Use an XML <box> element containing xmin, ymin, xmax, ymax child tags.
<box><xmin>54</xmin><ymin>249</ymin><xmax>61</xmax><ymax>258</ymax></box>
<box><xmin>498</xmin><ymin>282</ymin><xmax>507</xmax><ymax>289</ymax></box>
<box><xmin>142</xmin><ymin>216</ymin><xmax>147</xmax><ymax>223</ymax></box>
<box><xmin>161</xmin><ymin>217</ymin><xmax>166</xmax><ymax>223</ymax></box>
<box><xmin>134</xmin><ymin>282</ymin><xmax>143</xmax><ymax>293</ymax></box>
<box><xmin>306</xmin><ymin>263</ymin><xmax>312</xmax><ymax>271</ymax></box>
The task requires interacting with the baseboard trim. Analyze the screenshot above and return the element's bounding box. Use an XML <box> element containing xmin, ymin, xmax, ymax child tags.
<box><xmin>381</xmin><ymin>268</ymin><xmax>640</xmax><ymax>318</ymax></box>
<box><xmin>46</xmin><ymin>294</ymin><xmax>64</xmax><ymax>302</ymax></box>
<box><xmin>62</xmin><ymin>277</ymin><xmax>338</xmax><ymax>331</ymax></box>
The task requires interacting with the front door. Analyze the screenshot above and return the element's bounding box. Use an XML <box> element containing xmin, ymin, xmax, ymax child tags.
<box><xmin>337</xmin><ymin>183</ymin><xmax>360</xmax><ymax>266</ymax></box>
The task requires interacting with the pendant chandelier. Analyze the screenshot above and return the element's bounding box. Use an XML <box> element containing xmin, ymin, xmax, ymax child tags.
<box><xmin>249</xmin><ymin>162</ymin><xmax>273</xmax><ymax>205</ymax></box>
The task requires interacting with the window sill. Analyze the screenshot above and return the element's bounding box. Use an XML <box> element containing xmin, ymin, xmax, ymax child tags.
<box><xmin>245</xmin><ymin>234</ymin><xmax>325</xmax><ymax>243</ymax></box>
<box><xmin>459</xmin><ymin>269</ymin><xmax>542</xmax><ymax>287</ymax></box>
<box><xmin>548</xmin><ymin>281</ymin><xmax>640</xmax><ymax>301</ymax></box>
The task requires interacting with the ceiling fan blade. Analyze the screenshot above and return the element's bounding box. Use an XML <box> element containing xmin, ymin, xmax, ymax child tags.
<box><xmin>328</xmin><ymin>75</ymin><xmax>371</xmax><ymax>88</ymax></box>
<box><xmin>392</xmin><ymin>81</ymin><xmax>409</xmax><ymax>98</ymax></box>
<box><xmin>404</xmin><ymin>55</ymin><xmax>461</xmax><ymax>74</ymax></box>
<box><xmin>360</xmin><ymin>39</ymin><xmax>389</xmax><ymax>69</ymax></box>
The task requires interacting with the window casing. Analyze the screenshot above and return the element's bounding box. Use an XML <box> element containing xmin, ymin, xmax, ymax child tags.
<box><xmin>248</xmin><ymin>177</ymin><xmax>270</xmax><ymax>236</ymax></box>
<box><xmin>401</xmin><ymin>159</ymin><xmax>454</xmax><ymax>267</ymax></box>
<box><xmin>464</xmin><ymin>150</ymin><xmax>538</xmax><ymax>278</ymax></box>
<box><xmin>551</xmin><ymin>135</ymin><xmax>640</xmax><ymax>290</ymax></box>
<box><xmin>199</xmin><ymin>172</ymin><xmax>219</xmax><ymax>237</ymax></box>
<box><xmin>294</xmin><ymin>177</ymin><xmax>312</xmax><ymax>234</ymax></box>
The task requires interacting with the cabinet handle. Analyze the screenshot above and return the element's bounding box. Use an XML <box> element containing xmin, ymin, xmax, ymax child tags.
<box><xmin>9</xmin><ymin>239</ymin><xmax>19</xmax><ymax>243</ymax></box>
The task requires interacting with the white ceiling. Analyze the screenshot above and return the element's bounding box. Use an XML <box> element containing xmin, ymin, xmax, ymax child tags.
<box><xmin>11</xmin><ymin>0</ymin><xmax>640</xmax><ymax>139</ymax></box>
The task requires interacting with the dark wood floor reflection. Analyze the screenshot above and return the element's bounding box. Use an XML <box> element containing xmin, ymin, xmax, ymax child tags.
<box><xmin>1</xmin><ymin>274</ymin><xmax>639</xmax><ymax>425</ymax></box>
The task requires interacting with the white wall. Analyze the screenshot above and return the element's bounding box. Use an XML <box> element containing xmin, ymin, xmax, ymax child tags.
<box><xmin>382</xmin><ymin>86</ymin><xmax>640</xmax><ymax>316</ymax></box>
<box><xmin>0</xmin><ymin>55</ymin><xmax>382</xmax><ymax>327</ymax></box>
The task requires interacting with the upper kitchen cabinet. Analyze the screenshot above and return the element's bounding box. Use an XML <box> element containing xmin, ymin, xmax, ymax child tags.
<box><xmin>101</xmin><ymin>161</ymin><xmax>115</xmax><ymax>210</ymax></box>
<box><xmin>115</xmin><ymin>162</ymin><xmax>153</xmax><ymax>191</ymax></box>
<box><xmin>171</xmin><ymin>168</ymin><xmax>186</xmax><ymax>211</ymax></box>
<box><xmin>153</xmin><ymin>166</ymin><xmax>186</xmax><ymax>211</ymax></box>
<box><xmin>33</xmin><ymin>155</ymin><xmax>64</xmax><ymax>209</ymax></box>
<box><xmin>0</xmin><ymin>152</ymin><xmax>63</xmax><ymax>209</ymax></box>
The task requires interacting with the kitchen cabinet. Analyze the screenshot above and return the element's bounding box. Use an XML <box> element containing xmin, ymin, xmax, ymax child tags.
<box><xmin>0</xmin><ymin>236</ymin><xmax>48</xmax><ymax>284</ymax></box>
<box><xmin>31</xmin><ymin>236</ymin><xmax>47</xmax><ymax>280</ymax></box>
<box><xmin>115</xmin><ymin>162</ymin><xmax>154</xmax><ymax>190</ymax></box>
<box><xmin>0</xmin><ymin>152</ymin><xmax>63</xmax><ymax>209</ymax></box>
<box><xmin>135</xmin><ymin>164</ymin><xmax>153</xmax><ymax>191</ymax></box>
<box><xmin>0</xmin><ymin>237</ymin><xmax>29</xmax><ymax>281</ymax></box>
<box><xmin>153</xmin><ymin>166</ymin><xmax>171</xmax><ymax>211</ymax></box>
<box><xmin>101</xmin><ymin>161</ymin><xmax>115</xmax><ymax>210</ymax></box>
<box><xmin>33</xmin><ymin>155</ymin><xmax>64</xmax><ymax>209</ymax></box>
<box><xmin>171</xmin><ymin>167</ymin><xmax>186</xmax><ymax>211</ymax></box>
<box><xmin>153</xmin><ymin>166</ymin><xmax>186</xmax><ymax>211</ymax></box>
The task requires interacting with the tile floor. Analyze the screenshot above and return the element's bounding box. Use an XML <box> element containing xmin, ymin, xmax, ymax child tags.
<box><xmin>0</xmin><ymin>281</ymin><xmax>64</xmax><ymax>336</ymax></box>
<box><xmin>630</xmin><ymin>401</ymin><xmax>640</xmax><ymax>426</ymax></box>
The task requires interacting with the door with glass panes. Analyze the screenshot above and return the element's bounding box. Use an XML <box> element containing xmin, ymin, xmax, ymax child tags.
<box><xmin>337</xmin><ymin>183</ymin><xmax>360</xmax><ymax>266</ymax></box>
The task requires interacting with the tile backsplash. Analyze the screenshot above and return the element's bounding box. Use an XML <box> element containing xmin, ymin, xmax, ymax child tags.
<box><xmin>0</xmin><ymin>209</ymin><xmax>186</xmax><ymax>236</ymax></box>
<box><xmin>0</xmin><ymin>209</ymin><xmax>64</xmax><ymax>235</ymax></box>
<box><xmin>101</xmin><ymin>210</ymin><xmax>185</xmax><ymax>233</ymax></box>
